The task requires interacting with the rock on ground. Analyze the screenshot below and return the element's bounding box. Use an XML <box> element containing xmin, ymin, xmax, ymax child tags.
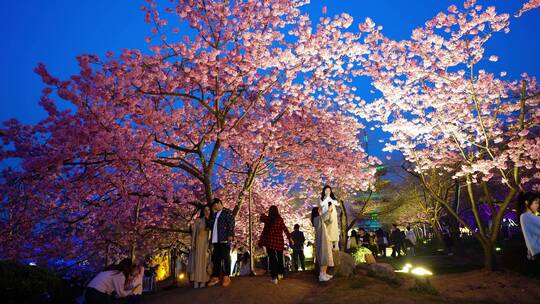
<box><xmin>357</xmin><ymin>262</ymin><xmax>397</xmax><ymax>281</ymax></box>
<box><xmin>333</xmin><ymin>251</ymin><xmax>355</xmax><ymax>277</ymax></box>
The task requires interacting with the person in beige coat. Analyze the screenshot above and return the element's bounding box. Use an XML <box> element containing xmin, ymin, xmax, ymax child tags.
<box><xmin>320</xmin><ymin>186</ymin><xmax>340</xmax><ymax>250</ymax></box>
<box><xmin>188</xmin><ymin>206</ymin><xmax>212</xmax><ymax>288</ymax></box>
<box><xmin>311</xmin><ymin>206</ymin><xmax>334</xmax><ymax>282</ymax></box>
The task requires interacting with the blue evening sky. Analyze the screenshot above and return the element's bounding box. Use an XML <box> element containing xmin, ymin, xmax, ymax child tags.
<box><xmin>1</xmin><ymin>0</ymin><xmax>539</xmax><ymax>161</ymax></box>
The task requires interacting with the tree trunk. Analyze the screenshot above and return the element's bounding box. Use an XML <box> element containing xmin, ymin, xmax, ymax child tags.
<box><xmin>248</xmin><ymin>186</ymin><xmax>255</xmax><ymax>275</ymax></box>
<box><xmin>482</xmin><ymin>241</ymin><xmax>496</xmax><ymax>271</ymax></box>
<box><xmin>171</xmin><ymin>249</ymin><xmax>178</xmax><ymax>287</ymax></box>
<box><xmin>203</xmin><ymin>175</ymin><xmax>214</xmax><ymax>206</ymax></box>
<box><xmin>232</xmin><ymin>166</ymin><xmax>256</xmax><ymax>218</ymax></box>
<box><xmin>430</xmin><ymin>219</ymin><xmax>443</xmax><ymax>243</ymax></box>
<box><xmin>130</xmin><ymin>197</ymin><xmax>142</xmax><ymax>261</ymax></box>
<box><xmin>130</xmin><ymin>245</ymin><xmax>136</xmax><ymax>262</ymax></box>
<box><xmin>339</xmin><ymin>200</ymin><xmax>348</xmax><ymax>251</ymax></box>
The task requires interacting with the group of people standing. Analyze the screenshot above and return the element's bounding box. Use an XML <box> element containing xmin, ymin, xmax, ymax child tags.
<box><xmin>188</xmin><ymin>198</ymin><xmax>236</xmax><ymax>288</ymax></box>
<box><xmin>82</xmin><ymin>187</ymin><xmax>540</xmax><ymax>303</ymax></box>
<box><xmin>256</xmin><ymin>185</ymin><xmax>340</xmax><ymax>283</ymax></box>
<box><xmin>187</xmin><ymin>184</ymin><xmax>344</xmax><ymax>287</ymax></box>
<box><xmin>389</xmin><ymin>224</ymin><xmax>417</xmax><ymax>258</ymax></box>
<box><xmin>347</xmin><ymin>224</ymin><xmax>417</xmax><ymax>258</ymax></box>
<box><xmin>83</xmin><ymin>198</ymin><xmax>235</xmax><ymax>304</ymax></box>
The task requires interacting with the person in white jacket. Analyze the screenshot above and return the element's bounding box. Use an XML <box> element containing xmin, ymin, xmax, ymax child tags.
<box><xmin>85</xmin><ymin>258</ymin><xmax>134</xmax><ymax>304</ymax></box>
<box><xmin>405</xmin><ymin>226</ymin><xmax>417</xmax><ymax>256</ymax></box>
<box><xmin>320</xmin><ymin>185</ymin><xmax>340</xmax><ymax>251</ymax></box>
<box><xmin>518</xmin><ymin>192</ymin><xmax>540</xmax><ymax>261</ymax></box>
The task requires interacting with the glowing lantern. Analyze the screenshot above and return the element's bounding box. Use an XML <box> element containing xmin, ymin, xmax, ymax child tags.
<box><xmin>395</xmin><ymin>263</ymin><xmax>433</xmax><ymax>276</ymax></box>
<box><xmin>410</xmin><ymin>267</ymin><xmax>433</xmax><ymax>276</ymax></box>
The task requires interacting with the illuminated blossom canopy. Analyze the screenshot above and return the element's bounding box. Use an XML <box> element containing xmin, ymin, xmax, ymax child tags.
<box><xmin>0</xmin><ymin>0</ymin><xmax>537</xmax><ymax>274</ymax></box>
<box><xmin>355</xmin><ymin>0</ymin><xmax>539</xmax><ymax>270</ymax></box>
<box><xmin>0</xmin><ymin>0</ymin><xmax>376</xmax><ymax>269</ymax></box>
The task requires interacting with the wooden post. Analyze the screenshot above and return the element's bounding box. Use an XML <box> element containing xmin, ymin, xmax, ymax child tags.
<box><xmin>171</xmin><ymin>247</ymin><xmax>178</xmax><ymax>287</ymax></box>
<box><xmin>248</xmin><ymin>186</ymin><xmax>255</xmax><ymax>275</ymax></box>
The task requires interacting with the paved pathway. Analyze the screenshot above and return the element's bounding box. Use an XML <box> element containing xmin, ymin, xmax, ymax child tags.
<box><xmin>145</xmin><ymin>271</ymin><xmax>318</xmax><ymax>304</ymax></box>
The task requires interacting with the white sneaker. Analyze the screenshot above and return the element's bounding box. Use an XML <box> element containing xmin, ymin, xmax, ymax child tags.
<box><xmin>270</xmin><ymin>278</ymin><xmax>278</xmax><ymax>285</ymax></box>
<box><xmin>325</xmin><ymin>273</ymin><xmax>333</xmax><ymax>279</ymax></box>
<box><xmin>278</xmin><ymin>274</ymin><xmax>284</xmax><ymax>280</ymax></box>
<box><xmin>194</xmin><ymin>283</ymin><xmax>199</xmax><ymax>289</ymax></box>
<box><xmin>319</xmin><ymin>273</ymin><xmax>330</xmax><ymax>282</ymax></box>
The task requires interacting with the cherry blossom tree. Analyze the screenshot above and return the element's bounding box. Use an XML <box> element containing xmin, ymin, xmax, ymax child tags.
<box><xmin>0</xmin><ymin>105</ymin><xmax>201</xmax><ymax>268</ymax></box>
<box><xmin>358</xmin><ymin>0</ymin><xmax>540</xmax><ymax>269</ymax></box>
<box><xmin>132</xmin><ymin>0</ymin><xmax>370</xmax><ymax>207</ymax></box>
<box><xmin>381</xmin><ymin>169</ymin><xmax>448</xmax><ymax>241</ymax></box>
<box><xmin>213</xmin><ymin>96</ymin><xmax>379</xmax><ymax>255</ymax></box>
<box><xmin>1</xmin><ymin>0</ymin><xmax>376</xmax><ymax>271</ymax></box>
<box><xmin>281</xmin><ymin>127</ymin><xmax>380</xmax><ymax>250</ymax></box>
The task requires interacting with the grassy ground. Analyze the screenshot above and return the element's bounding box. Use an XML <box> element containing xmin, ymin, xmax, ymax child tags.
<box><xmin>144</xmin><ymin>242</ymin><xmax>540</xmax><ymax>304</ymax></box>
<box><xmin>406</xmin><ymin>237</ymin><xmax>540</xmax><ymax>276</ymax></box>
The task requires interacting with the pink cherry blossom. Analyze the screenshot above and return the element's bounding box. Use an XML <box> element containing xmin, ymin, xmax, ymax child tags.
<box><xmin>0</xmin><ymin>0</ymin><xmax>377</xmax><ymax>271</ymax></box>
<box><xmin>357</xmin><ymin>0</ymin><xmax>539</xmax><ymax>270</ymax></box>
<box><xmin>516</xmin><ymin>0</ymin><xmax>540</xmax><ymax>16</ymax></box>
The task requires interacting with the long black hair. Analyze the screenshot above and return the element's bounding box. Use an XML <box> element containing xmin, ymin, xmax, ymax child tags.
<box><xmin>241</xmin><ymin>251</ymin><xmax>250</xmax><ymax>263</ymax></box>
<box><xmin>199</xmin><ymin>205</ymin><xmax>210</xmax><ymax>218</ymax></box>
<box><xmin>321</xmin><ymin>185</ymin><xmax>336</xmax><ymax>201</ymax></box>
<box><xmin>350</xmin><ymin>229</ymin><xmax>358</xmax><ymax>238</ymax></box>
<box><xmin>268</xmin><ymin>205</ymin><xmax>280</xmax><ymax>224</ymax></box>
<box><xmin>517</xmin><ymin>192</ymin><xmax>540</xmax><ymax>215</ymax></box>
<box><xmin>311</xmin><ymin>207</ymin><xmax>320</xmax><ymax>226</ymax></box>
<box><xmin>105</xmin><ymin>258</ymin><xmax>133</xmax><ymax>278</ymax></box>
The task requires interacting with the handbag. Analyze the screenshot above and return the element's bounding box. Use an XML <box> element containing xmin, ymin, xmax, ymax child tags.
<box><xmin>365</xmin><ymin>253</ymin><xmax>376</xmax><ymax>264</ymax></box>
<box><xmin>206</xmin><ymin>249</ymin><xmax>213</xmax><ymax>275</ymax></box>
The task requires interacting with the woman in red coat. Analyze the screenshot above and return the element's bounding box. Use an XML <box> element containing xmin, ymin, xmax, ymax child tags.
<box><xmin>258</xmin><ymin>205</ymin><xmax>293</xmax><ymax>285</ymax></box>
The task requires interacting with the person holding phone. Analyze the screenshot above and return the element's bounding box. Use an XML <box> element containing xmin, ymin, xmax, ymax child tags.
<box><xmin>258</xmin><ymin>205</ymin><xmax>294</xmax><ymax>285</ymax></box>
<box><xmin>320</xmin><ymin>186</ymin><xmax>340</xmax><ymax>251</ymax></box>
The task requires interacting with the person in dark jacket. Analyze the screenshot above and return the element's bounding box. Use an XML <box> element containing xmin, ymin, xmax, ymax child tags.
<box><xmin>357</xmin><ymin>228</ymin><xmax>370</xmax><ymax>247</ymax></box>
<box><xmin>390</xmin><ymin>224</ymin><xmax>403</xmax><ymax>258</ymax></box>
<box><xmin>443</xmin><ymin>230</ymin><xmax>455</xmax><ymax>256</ymax></box>
<box><xmin>207</xmin><ymin>198</ymin><xmax>235</xmax><ymax>287</ymax></box>
<box><xmin>258</xmin><ymin>205</ymin><xmax>293</xmax><ymax>285</ymax></box>
<box><xmin>291</xmin><ymin>224</ymin><xmax>306</xmax><ymax>271</ymax></box>
<box><xmin>376</xmin><ymin>228</ymin><xmax>388</xmax><ymax>257</ymax></box>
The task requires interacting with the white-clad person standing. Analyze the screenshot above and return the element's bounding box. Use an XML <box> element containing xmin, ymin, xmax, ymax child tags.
<box><xmin>320</xmin><ymin>185</ymin><xmax>340</xmax><ymax>251</ymax></box>
<box><xmin>518</xmin><ymin>192</ymin><xmax>540</xmax><ymax>261</ymax></box>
